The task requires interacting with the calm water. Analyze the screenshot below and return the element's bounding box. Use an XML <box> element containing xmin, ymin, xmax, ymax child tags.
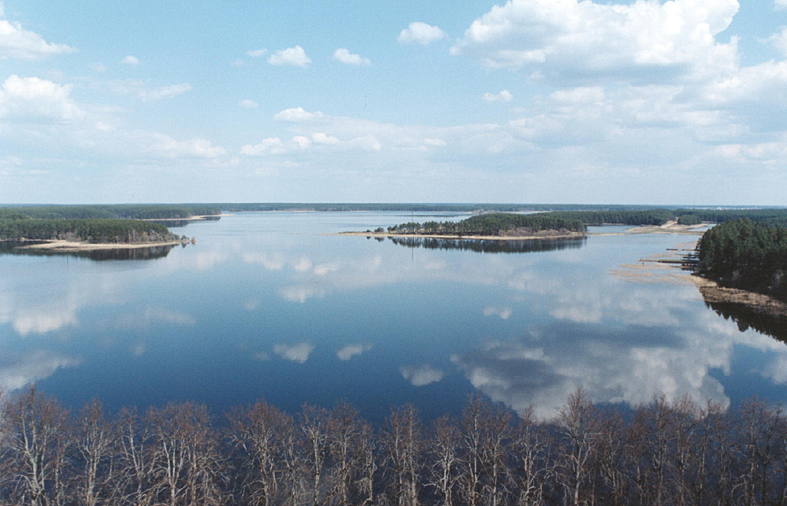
<box><xmin>2</xmin><ymin>212</ymin><xmax>786</xmax><ymax>422</ymax></box>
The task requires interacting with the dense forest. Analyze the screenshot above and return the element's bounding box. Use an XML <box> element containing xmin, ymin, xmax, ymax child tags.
<box><xmin>696</xmin><ymin>218</ymin><xmax>787</xmax><ymax>300</ymax></box>
<box><xmin>0</xmin><ymin>218</ymin><xmax>178</xmax><ymax>244</ymax></box>
<box><xmin>384</xmin><ymin>213</ymin><xmax>586</xmax><ymax>237</ymax></box>
<box><xmin>388</xmin><ymin>236</ymin><xmax>586</xmax><ymax>254</ymax></box>
<box><xmin>1</xmin><ymin>387</ymin><xmax>787</xmax><ymax>506</ymax></box>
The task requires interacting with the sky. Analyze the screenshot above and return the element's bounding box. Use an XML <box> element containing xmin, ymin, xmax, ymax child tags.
<box><xmin>1</xmin><ymin>0</ymin><xmax>787</xmax><ymax>205</ymax></box>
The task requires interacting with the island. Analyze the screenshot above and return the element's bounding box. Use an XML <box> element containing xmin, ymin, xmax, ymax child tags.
<box><xmin>341</xmin><ymin>212</ymin><xmax>587</xmax><ymax>240</ymax></box>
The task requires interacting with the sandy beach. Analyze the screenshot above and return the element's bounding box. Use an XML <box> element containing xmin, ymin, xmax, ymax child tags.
<box><xmin>14</xmin><ymin>239</ymin><xmax>188</xmax><ymax>252</ymax></box>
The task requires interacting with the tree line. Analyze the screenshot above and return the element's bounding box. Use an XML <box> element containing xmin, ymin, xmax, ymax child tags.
<box><xmin>0</xmin><ymin>218</ymin><xmax>178</xmax><ymax>244</ymax></box>
<box><xmin>1</xmin><ymin>205</ymin><xmax>221</xmax><ymax>221</ymax></box>
<box><xmin>385</xmin><ymin>214</ymin><xmax>586</xmax><ymax>236</ymax></box>
<box><xmin>696</xmin><ymin>218</ymin><xmax>787</xmax><ymax>300</ymax></box>
<box><xmin>2</xmin><ymin>387</ymin><xmax>787</xmax><ymax>506</ymax></box>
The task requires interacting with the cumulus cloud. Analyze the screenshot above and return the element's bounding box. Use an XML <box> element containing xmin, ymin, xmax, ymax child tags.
<box><xmin>337</xmin><ymin>343</ymin><xmax>372</xmax><ymax>361</ymax></box>
<box><xmin>333</xmin><ymin>48</ymin><xmax>371</xmax><ymax>65</ymax></box>
<box><xmin>776</xmin><ymin>0</ymin><xmax>787</xmax><ymax>10</ymax></box>
<box><xmin>312</xmin><ymin>132</ymin><xmax>340</xmax><ymax>145</ymax></box>
<box><xmin>0</xmin><ymin>7</ymin><xmax>75</xmax><ymax>60</ymax></box>
<box><xmin>273</xmin><ymin>343</ymin><xmax>314</xmax><ymax>363</ymax></box>
<box><xmin>400</xmin><ymin>364</ymin><xmax>445</xmax><ymax>386</ymax></box>
<box><xmin>120</xmin><ymin>55</ymin><xmax>139</xmax><ymax>66</ymax></box>
<box><xmin>483</xmin><ymin>90</ymin><xmax>513</xmax><ymax>103</ymax></box>
<box><xmin>398</xmin><ymin>22</ymin><xmax>446</xmax><ymax>45</ymax></box>
<box><xmin>239</xmin><ymin>99</ymin><xmax>259</xmax><ymax>109</ymax></box>
<box><xmin>0</xmin><ymin>75</ymin><xmax>83</xmax><ymax>122</ymax></box>
<box><xmin>247</xmin><ymin>48</ymin><xmax>267</xmax><ymax>57</ymax></box>
<box><xmin>452</xmin><ymin>0</ymin><xmax>739</xmax><ymax>83</ymax></box>
<box><xmin>268</xmin><ymin>45</ymin><xmax>311</xmax><ymax>67</ymax></box>
<box><xmin>274</xmin><ymin>107</ymin><xmax>325</xmax><ymax>122</ymax></box>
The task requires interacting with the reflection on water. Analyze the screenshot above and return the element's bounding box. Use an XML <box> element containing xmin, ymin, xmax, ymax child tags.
<box><xmin>0</xmin><ymin>242</ymin><xmax>175</xmax><ymax>261</ymax></box>
<box><xmin>387</xmin><ymin>236</ymin><xmax>587</xmax><ymax>254</ymax></box>
<box><xmin>704</xmin><ymin>300</ymin><xmax>787</xmax><ymax>343</ymax></box>
<box><xmin>1</xmin><ymin>212</ymin><xmax>787</xmax><ymax>423</ymax></box>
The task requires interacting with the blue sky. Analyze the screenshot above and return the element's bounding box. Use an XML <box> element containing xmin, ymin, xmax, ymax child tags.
<box><xmin>1</xmin><ymin>0</ymin><xmax>786</xmax><ymax>205</ymax></box>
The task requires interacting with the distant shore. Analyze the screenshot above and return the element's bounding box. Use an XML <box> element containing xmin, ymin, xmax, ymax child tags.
<box><xmin>12</xmin><ymin>239</ymin><xmax>189</xmax><ymax>252</ymax></box>
<box><xmin>335</xmin><ymin>230</ymin><xmax>586</xmax><ymax>241</ymax></box>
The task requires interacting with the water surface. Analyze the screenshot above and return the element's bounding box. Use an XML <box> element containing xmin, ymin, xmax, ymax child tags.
<box><xmin>2</xmin><ymin>212</ymin><xmax>786</xmax><ymax>422</ymax></box>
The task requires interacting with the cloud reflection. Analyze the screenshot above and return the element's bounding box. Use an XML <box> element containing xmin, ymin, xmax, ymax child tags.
<box><xmin>337</xmin><ymin>343</ymin><xmax>372</xmax><ymax>361</ymax></box>
<box><xmin>273</xmin><ymin>343</ymin><xmax>314</xmax><ymax>363</ymax></box>
<box><xmin>400</xmin><ymin>364</ymin><xmax>445</xmax><ymax>386</ymax></box>
<box><xmin>0</xmin><ymin>351</ymin><xmax>80</xmax><ymax>392</ymax></box>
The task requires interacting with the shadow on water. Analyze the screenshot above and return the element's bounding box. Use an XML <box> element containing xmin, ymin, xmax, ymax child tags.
<box><xmin>0</xmin><ymin>241</ymin><xmax>175</xmax><ymax>261</ymax></box>
<box><xmin>386</xmin><ymin>235</ymin><xmax>587</xmax><ymax>254</ymax></box>
<box><xmin>703</xmin><ymin>300</ymin><xmax>787</xmax><ymax>343</ymax></box>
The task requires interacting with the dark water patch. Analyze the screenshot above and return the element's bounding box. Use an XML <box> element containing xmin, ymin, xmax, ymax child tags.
<box><xmin>704</xmin><ymin>300</ymin><xmax>787</xmax><ymax>343</ymax></box>
<box><xmin>388</xmin><ymin>235</ymin><xmax>587</xmax><ymax>254</ymax></box>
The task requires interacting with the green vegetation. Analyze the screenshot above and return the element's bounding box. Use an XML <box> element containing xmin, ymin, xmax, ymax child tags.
<box><xmin>0</xmin><ymin>218</ymin><xmax>177</xmax><ymax>243</ymax></box>
<box><xmin>386</xmin><ymin>213</ymin><xmax>586</xmax><ymax>236</ymax></box>
<box><xmin>697</xmin><ymin>218</ymin><xmax>787</xmax><ymax>300</ymax></box>
<box><xmin>677</xmin><ymin>214</ymin><xmax>703</xmax><ymax>225</ymax></box>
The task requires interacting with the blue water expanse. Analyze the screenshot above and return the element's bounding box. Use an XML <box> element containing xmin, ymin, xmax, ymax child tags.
<box><xmin>1</xmin><ymin>212</ymin><xmax>786</xmax><ymax>423</ymax></box>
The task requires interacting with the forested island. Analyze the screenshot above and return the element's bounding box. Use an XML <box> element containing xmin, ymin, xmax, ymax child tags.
<box><xmin>2</xmin><ymin>386</ymin><xmax>787</xmax><ymax>506</ymax></box>
<box><xmin>348</xmin><ymin>213</ymin><xmax>587</xmax><ymax>240</ymax></box>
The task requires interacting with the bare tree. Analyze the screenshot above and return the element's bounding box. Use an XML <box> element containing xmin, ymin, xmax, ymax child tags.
<box><xmin>113</xmin><ymin>406</ymin><xmax>156</xmax><ymax>506</ymax></box>
<box><xmin>427</xmin><ymin>415</ymin><xmax>460</xmax><ymax>506</ymax></box>
<box><xmin>326</xmin><ymin>401</ymin><xmax>365</xmax><ymax>506</ymax></box>
<box><xmin>511</xmin><ymin>407</ymin><xmax>550</xmax><ymax>506</ymax></box>
<box><xmin>356</xmin><ymin>422</ymin><xmax>379</xmax><ymax>506</ymax></box>
<box><xmin>73</xmin><ymin>398</ymin><xmax>114</xmax><ymax>506</ymax></box>
<box><xmin>555</xmin><ymin>388</ymin><xmax>599</xmax><ymax>506</ymax></box>
<box><xmin>384</xmin><ymin>405</ymin><xmax>424</xmax><ymax>506</ymax></box>
<box><xmin>227</xmin><ymin>400</ymin><xmax>288</xmax><ymax>506</ymax></box>
<box><xmin>300</xmin><ymin>404</ymin><xmax>330</xmax><ymax>506</ymax></box>
<box><xmin>1</xmin><ymin>386</ymin><xmax>70</xmax><ymax>506</ymax></box>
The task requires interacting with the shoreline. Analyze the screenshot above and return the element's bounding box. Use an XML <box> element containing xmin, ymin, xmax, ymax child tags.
<box><xmin>12</xmin><ymin>239</ymin><xmax>189</xmax><ymax>252</ymax></box>
<box><xmin>141</xmin><ymin>213</ymin><xmax>232</xmax><ymax>222</ymax></box>
<box><xmin>691</xmin><ymin>275</ymin><xmax>787</xmax><ymax>319</ymax></box>
<box><xmin>334</xmin><ymin>231</ymin><xmax>586</xmax><ymax>241</ymax></box>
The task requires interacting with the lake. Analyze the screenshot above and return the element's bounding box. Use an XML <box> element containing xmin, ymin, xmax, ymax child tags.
<box><xmin>2</xmin><ymin>212</ymin><xmax>786</xmax><ymax>423</ymax></box>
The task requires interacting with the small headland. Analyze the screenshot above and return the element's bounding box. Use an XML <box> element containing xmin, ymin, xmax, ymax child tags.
<box><xmin>0</xmin><ymin>204</ymin><xmax>221</xmax><ymax>254</ymax></box>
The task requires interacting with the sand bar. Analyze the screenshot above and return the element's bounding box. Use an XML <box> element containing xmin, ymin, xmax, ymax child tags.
<box><xmin>13</xmin><ymin>239</ymin><xmax>187</xmax><ymax>252</ymax></box>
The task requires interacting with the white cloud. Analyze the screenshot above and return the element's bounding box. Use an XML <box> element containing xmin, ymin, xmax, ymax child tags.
<box><xmin>398</xmin><ymin>22</ymin><xmax>446</xmax><ymax>45</ymax></box>
<box><xmin>452</xmin><ymin>0</ymin><xmax>739</xmax><ymax>83</ymax></box>
<box><xmin>0</xmin><ymin>7</ymin><xmax>75</xmax><ymax>60</ymax></box>
<box><xmin>240</xmin><ymin>137</ymin><xmax>283</xmax><ymax>156</ymax></box>
<box><xmin>292</xmin><ymin>135</ymin><xmax>311</xmax><ymax>149</ymax></box>
<box><xmin>312</xmin><ymin>132</ymin><xmax>340</xmax><ymax>145</ymax></box>
<box><xmin>91</xmin><ymin>63</ymin><xmax>108</xmax><ymax>72</ymax></box>
<box><xmin>765</xmin><ymin>27</ymin><xmax>787</xmax><ymax>56</ymax></box>
<box><xmin>337</xmin><ymin>343</ymin><xmax>372</xmax><ymax>361</ymax></box>
<box><xmin>274</xmin><ymin>106</ymin><xmax>324</xmax><ymax>122</ymax></box>
<box><xmin>0</xmin><ymin>75</ymin><xmax>83</xmax><ymax>122</ymax></box>
<box><xmin>273</xmin><ymin>343</ymin><xmax>314</xmax><ymax>363</ymax></box>
<box><xmin>239</xmin><ymin>99</ymin><xmax>259</xmax><ymax>109</ymax></box>
<box><xmin>333</xmin><ymin>48</ymin><xmax>371</xmax><ymax>66</ymax></box>
<box><xmin>247</xmin><ymin>48</ymin><xmax>267</xmax><ymax>57</ymax></box>
<box><xmin>400</xmin><ymin>364</ymin><xmax>445</xmax><ymax>386</ymax></box>
<box><xmin>268</xmin><ymin>45</ymin><xmax>311</xmax><ymax>67</ymax></box>
<box><xmin>120</xmin><ymin>55</ymin><xmax>139</xmax><ymax>66</ymax></box>
<box><xmin>776</xmin><ymin>0</ymin><xmax>787</xmax><ymax>10</ymax></box>
<box><xmin>152</xmin><ymin>134</ymin><xmax>226</xmax><ymax>158</ymax></box>
<box><xmin>423</xmin><ymin>137</ymin><xmax>446</xmax><ymax>146</ymax></box>
<box><xmin>483</xmin><ymin>90</ymin><xmax>513</xmax><ymax>103</ymax></box>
